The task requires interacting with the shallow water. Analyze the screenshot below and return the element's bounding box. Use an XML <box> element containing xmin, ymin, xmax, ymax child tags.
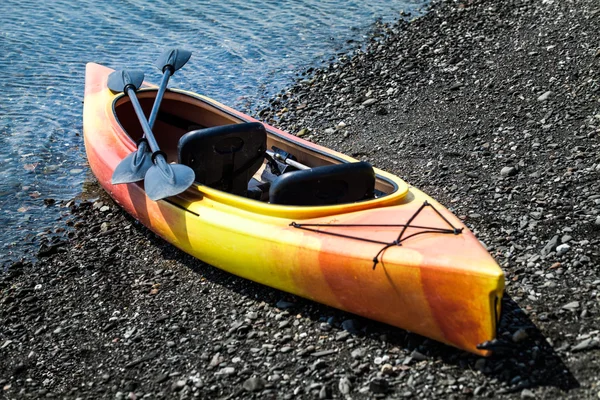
<box><xmin>0</xmin><ymin>0</ymin><xmax>426</xmax><ymax>261</ymax></box>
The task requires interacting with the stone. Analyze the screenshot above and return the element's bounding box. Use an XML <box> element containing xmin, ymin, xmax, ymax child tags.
<box><xmin>562</xmin><ymin>301</ymin><xmax>580</xmax><ymax>311</ymax></box>
<box><xmin>537</xmin><ymin>91</ymin><xmax>552</xmax><ymax>101</ymax></box>
<box><xmin>338</xmin><ymin>377</ymin><xmax>352</xmax><ymax>395</ymax></box>
<box><xmin>571</xmin><ymin>338</ymin><xmax>599</xmax><ymax>352</ymax></box>
<box><xmin>500</xmin><ymin>166</ymin><xmax>518</xmax><ymax>176</ymax></box>
<box><xmin>512</xmin><ymin>328</ymin><xmax>529</xmax><ymax>343</ymax></box>
<box><xmin>410</xmin><ymin>349</ymin><xmax>428</xmax><ymax>361</ymax></box>
<box><xmin>362</xmin><ymin>98</ymin><xmax>377</xmax><ymax>106</ymax></box>
<box><xmin>242</xmin><ymin>377</ymin><xmax>266</xmax><ymax>392</ymax></box>
<box><xmin>341</xmin><ymin>319</ymin><xmax>361</xmax><ymax>334</ymax></box>
<box><xmin>275</xmin><ymin>300</ymin><xmax>296</xmax><ymax>309</ymax></box>
<box><xmin>296</xmin><ymin>128</ymin><xmax>309</xmax><ymax>137</ymax></box>
<box><xmin>369</xmin><ymin>378</ymin><xmax>389</xmax><ymax>394</ymax></box>
<box><xmin>541</xmin><ymin>235</ymin><xmax>559</xmax><ymax>256</ymax></box>
<box><xmin>521</xmin><ymin>388</ymin><xmax>536</xmax><ymax>398</ymax></box>
<box><xmin>555</xmin><ymin>244</ymin><xmax>570</xmax><ymax>255</ymax></box>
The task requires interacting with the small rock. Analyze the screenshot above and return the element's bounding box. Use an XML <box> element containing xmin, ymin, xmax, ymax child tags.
<box><xmin>319</xmin><ymin>385</ymin><xmax>329</xmax><ymax>399</ymax></box>
<box><xmin>296</xmin><ymin>128</ymin><xmax>309</xmax><ymax>137</ymax></box>
<box><xmin>500</xmin><ymin>166</ymin><xmax>518</xmax><ymax>177</ymax></box>
<box><xmin>338</xmin><ymin>377</ymin><xmax>352</xmax><ymax>395</ymax></box>
<box><xmin>275</xmin><ymin>300</ymin><xmax>296</xmax><ymax>310</ymax></box>
<box><xmin>537</xmin><ymin>91</ymin><xmax>552</xmax><ymax>101</ymax></box>
<box><xmin>362</xmin><ymin>98</ymin><xmax>377</xmax><ymax>106</ymax></box>
<box><xmin>381</xmin><ymin>363</ymin><xmax>394</xmax><ymax>375</ymax></box>
<box><xmin>555</xmin><ymin>244</ymin><xmax>570</xmax><ymax>255</ymax></box>
<box><xmin>216</xmin><ymin>367</ymin><xmax>235</xmax><ymax>376</ymax></box>
<box><xmin>512</xmin><ymin>328</ymin><xmax>529</xmax><ymax>343</ymax></box>
<box><xmin>521</xmin><ymin>388</ymin><xmax>536</xmax><ymax>398</ymax></box>
<box><xmin>369</xmin><ymin>378</ymin><xmax>389</xmax><ymax>394</ymax></box>
<box><xmin>541</xmin><ymin>235</ymin><xmax>559</xmax><ymax>256</ymax></box>
<box><xmin>246</xmin><ymin>311</ymin><xmax>258</xmax><ymax>320</ymax></box>
<box><xmin>319</xmin><ymin>322</ymin><xmax>332</xmax><ymax>332</ymax></box>
<box><xmin>562</xmin><ymin>301</ymin><xmax>580</xmax><ymax>311</ymax></box>
<box><xmin>351</xmin><ymin>348</ymin><xmax>367</xmax><ymax>359</ymax></box>
<box><xmin>242</xmin><ymin>377</ymin><xmax>266</xmax><ymax>392</ymax></box>
<box><xmin>410</xmin><ymin>349</ymin><xmax>428</xmax><ymax>361</ymax></box>
<box><xmin>171</xmin><ymin>380</ymin><xmax>187</xmax><ymax>392</ymax></box>
<box><xmin>571</xmin><ymin>338</ymin><xmax>599</xmax><ymax>352</ymax></box>
<box><xmin>341</xmin><ymin>319</ymin><xmax>361</xmax><ymax>334</ymax></box>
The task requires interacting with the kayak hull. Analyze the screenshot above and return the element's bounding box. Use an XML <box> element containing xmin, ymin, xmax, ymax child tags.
<box><xmin>83</xmin><ymin>63</ymin><xmax>504</xmax><ymax>355</ymax></box>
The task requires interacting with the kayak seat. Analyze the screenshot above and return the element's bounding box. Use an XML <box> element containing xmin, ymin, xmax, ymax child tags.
<box><xmin>178</xmin><ymin>122</ymin><xmax>267</xmax><ymax>196</ymax></box>
<box><xmin>269</xmin><ymin>161</ymin><xmax>376</xmax><ymax>206</ymax></box>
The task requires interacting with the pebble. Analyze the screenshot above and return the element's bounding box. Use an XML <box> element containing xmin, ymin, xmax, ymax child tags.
<box><xmin>512</xmin><ymin>328</ymin><xmax>529</xmax><ymax>343</ymax></box>
<box><xmin>537</xmin><ymin>91</ymin><xmax>552</xmax><ymax>101</ymax></box>
<box><xmin>369</xmin><ymin>378</ymin><xmax>389</xmax><ymax>394</ymax></box>
<box><xmin>562</xmin><ymin>301</ymin><xmax>580</xmax><ymax>311</ymax></box>
<box><xmin>500</xmin><ymin>166</ymin><xmax>518</xmax><ymax>177</ymax></box>
<box><xmin>521</xmin><ymin>388</ymin><xmax>536</xmax><ymax>398</ymax></box>
<box><xmin>172</xmin><ymin>380</ymin><xmax>187</xmax><ymax>391</ymax></box>
<box><xmin>242</xmin><ymin>377</ymin><xmax>266</xmax><ymax>392</ymax></box>
<box><xmin>571</xmin><ymin>338</ymin><xmax>599</xmax><ymax>352</ymax></box>
<box><xmin>338</xmin><ymin>377</ymin><xmax>352</xmax><ymax>395</ymax></box>
<box><xmin>555</xmin><ymin>244</ymin><xmax>570</xmax><ymax>255</ymax></box>
<box><xmin>362</xmin><ymin>98</ymin><xmax>377</xmax><ymax>106</ymax></box>
<box><xmin>541</xmin><ymin>235</ymin><xmax>559</xmax><ymax>256</ymax></box>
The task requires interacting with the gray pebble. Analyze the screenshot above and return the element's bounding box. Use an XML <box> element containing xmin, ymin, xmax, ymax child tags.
<box><xmin>537</xmin><ymin>91</ymin><xmax>552</xmax><ymax>101</ymax></box>
<box><xmin>500</xmin><ymin>166</ymin><xmax>518</xmax><ymax>177</ymax></box>
<box><xmin>242</xmin><ymin>377</ymin><xmax>266</xmax><ymax>392</ymax></box>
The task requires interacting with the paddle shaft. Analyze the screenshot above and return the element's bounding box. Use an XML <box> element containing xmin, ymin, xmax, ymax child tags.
<box><xmin>147</xmin><ymin>67</ymin><xmax>172</xmax><ymax>128</ymax></box>
<box><xmin>124</xmin><ymin>86</ymin><xmax>169</xmax><ymax>169</ymax></box>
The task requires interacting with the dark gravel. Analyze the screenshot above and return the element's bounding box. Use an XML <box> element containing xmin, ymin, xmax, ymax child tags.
<box><xmin>2</xmin><ymin>0</ymin><xmax>599</xmax><ymax>398</ymax></box>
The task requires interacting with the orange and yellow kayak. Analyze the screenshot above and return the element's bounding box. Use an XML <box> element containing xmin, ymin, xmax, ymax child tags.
<box><xmin>83</xmin><ymin>62</ymin><xmax>504</xmax><ymax>355</ymax></box>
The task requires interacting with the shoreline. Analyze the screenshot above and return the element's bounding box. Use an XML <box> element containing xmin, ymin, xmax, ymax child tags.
<box><xmin>2</xmin><ymin>0</ymin><xmax>599</xmax><ymax>399</ymax></box>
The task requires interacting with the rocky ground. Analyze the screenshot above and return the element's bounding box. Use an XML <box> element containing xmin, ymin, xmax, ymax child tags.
<box><xmin>1</xmin><ymin>0</ymin><xmax>600</xmax><ymax>398</ymax></box>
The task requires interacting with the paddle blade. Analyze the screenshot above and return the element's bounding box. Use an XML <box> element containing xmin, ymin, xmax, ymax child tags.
<box><xmin>155</xmin><ymin>49</ymin><xmax>192</xmax><ymax>73</ymax></box>
<box><xmin>144</xmin><ymin>157</ymin><xmax>196</xmax><ymax>201</ymax></box>
<box><xmin>111</xmin><ymin>143</ymin><xmax>154</xmax><ymax>184</ymax></box>
<box><xmin>107</xmin><ymin>70</ymin><xmax>145</xmax><ymax>93</ymax></box>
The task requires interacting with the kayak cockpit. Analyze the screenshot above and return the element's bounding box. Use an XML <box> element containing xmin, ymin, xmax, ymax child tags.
<box><xmin>112</xmin><ymin>88</ymin><xmax>403</xmax><ymax>207</ymax></box>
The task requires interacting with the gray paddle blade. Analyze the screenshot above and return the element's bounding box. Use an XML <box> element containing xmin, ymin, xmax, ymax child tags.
<box><xmin>155</xmin><ymin>49</ymin><xmax>192</xmax><ymax>73</ymax></box>
<box><xmin>144</xmin><ymin>156</ymin><xmax>196</xmax><ymax>201</ymax></box>
<box><xmin>111</xmin><ymin>142</ymin><xmax>154</xmax><ymax>184</ymax></box>
<box><xmin>107</xmin><ymin>70</ymin><xmax>145</xmax><ymax>93</ymax></box>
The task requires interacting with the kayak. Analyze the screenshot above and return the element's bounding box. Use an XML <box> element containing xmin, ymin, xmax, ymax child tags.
<box><xmin>83</xmin><ymin>62</ymin><xmax>504</xmax><ymax>355</ymax></box>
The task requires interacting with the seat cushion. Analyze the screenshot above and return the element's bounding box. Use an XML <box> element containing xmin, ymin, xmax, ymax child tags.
<box><xmin>269</xmin><ymin>161</ymin><xmax>375</xmax><ymax>206</ymax></box>
<box><xmin>178</xmin><ymin>122</ymin><xmax>266</xmax><ymax>196</ymax></box>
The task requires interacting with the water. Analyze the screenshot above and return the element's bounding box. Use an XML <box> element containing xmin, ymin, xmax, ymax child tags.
<box><xmin>0</xmin><ymin>0</ymin><xmax>426</xmax><ymax>261</ymax></box>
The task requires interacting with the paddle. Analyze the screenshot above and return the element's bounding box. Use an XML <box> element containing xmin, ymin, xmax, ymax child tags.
<box><xmin>111</xmin><ymin>49</ymin><xmax>192</xmax><ymax>185</ymax></box>
<box><xmin>107</xmin><ymin>70</ymin><xmax>195</xmax><ymax>201</ymax></box>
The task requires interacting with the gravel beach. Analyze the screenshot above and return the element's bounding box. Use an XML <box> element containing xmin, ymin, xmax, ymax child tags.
<box><xmin>2</xmin><ymin>0</ymin><xmax>599</xmax><ymax>398</ymax></box>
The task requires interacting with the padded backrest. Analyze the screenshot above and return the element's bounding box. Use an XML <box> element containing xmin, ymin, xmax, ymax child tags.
<box><xmin>269</xmin><ymin>161</ymin><xmax>376</xmax><ymax>206</ymax></box>
<box><xmin>178</xmin><ymin>122</ymin><xmax>267</xmax><ymax>196</ymax></box>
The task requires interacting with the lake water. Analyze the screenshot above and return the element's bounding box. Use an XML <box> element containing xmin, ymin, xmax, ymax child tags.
<box><xmin>0</xmin><ymin>0</ymin><xmax>426</xmax><ymax>262</ymax></box>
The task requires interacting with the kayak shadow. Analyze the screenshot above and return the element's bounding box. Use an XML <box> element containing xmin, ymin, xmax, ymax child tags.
<box><xmin>133</xmin><ymin>216</ymin><xmax>579</xmax><ymax>395</ymax></box>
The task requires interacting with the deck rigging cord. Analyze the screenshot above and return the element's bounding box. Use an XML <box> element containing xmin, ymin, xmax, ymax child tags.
<box><xmin>291</xmin><ymin>201</ymin><xmax>464</xmax><ymax>269</ymax></box>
